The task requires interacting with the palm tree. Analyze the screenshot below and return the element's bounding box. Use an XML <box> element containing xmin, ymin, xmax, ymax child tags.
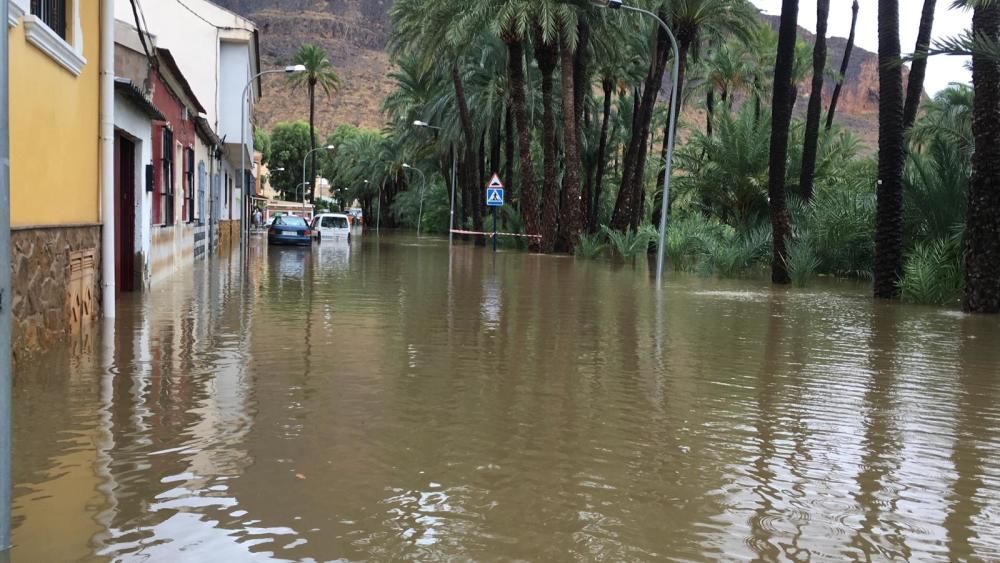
<box><xmin>289</xmin><ymin>44</ymin><xmax>340</xmax><ymax>203</ymax></box>
<box><xmin>826</xmin><ymin>0</ymin><xmax>859</xmax><ymax>130</ymax></box>
<box><xmin>874</xmin><ymin>0</ymin><xmax>906</xmax><ymax>299</ymax></box>
<box><xmin>961</xmin><ymin>0</ymin><xmax>1000</xmax><ymax>313</ymax></box>
<box><xmin>535</xmin><ymin>24</ymin><xmax>562</xmax><ymax>252</ymax></box>
<box><xmin>799</xmin><ymin>0</ymin><xmax>830</xmax><ymax>201</ymax></box>
<box><xmin>766</xmin><ymin>0</ymin><xmax>798</xmax><ymax>285</ymax></box>
<box><xmin>558</xmin><ymin>17</ymin><xmax>585</xmax><ymax>252</ymax></box>
<box><xmin>612</xmin><ymin>0</ymin><xmax>756</xmax><ymax>231</ymax></box>
<box><xmin>902</xmin><ymin>0</ymin><xmax>938</xmax><ymax>131</ymax></box>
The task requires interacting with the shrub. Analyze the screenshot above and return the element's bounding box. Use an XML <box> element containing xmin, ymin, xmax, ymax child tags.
<box><xmin>576</xmin><ymin>232</ymin><xmax>606</xmax><ymax>259</ymax></box>
<box><xmin>900</xmin><ymin>239</ymin><xmax>964</xmax><ymax>306</ymax></box>
<box><xmin>785</xmin><ymin>235</ymin><xmax>820</xmax><ymax>287</ymax></box>
<box><xmin>602</xmin><ymin>226</ymin><xmax>654</xmax><ymax>259</ymax></box>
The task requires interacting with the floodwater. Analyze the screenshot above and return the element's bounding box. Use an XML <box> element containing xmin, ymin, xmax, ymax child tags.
<box><xmin>9</xmin><ymin>233</ymin><xmax>1000</xmax><ymax>561</ymax></box>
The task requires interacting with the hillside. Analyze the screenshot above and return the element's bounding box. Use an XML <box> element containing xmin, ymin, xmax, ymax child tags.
<box><xmin>213</xmin><ymin>0</ymin><xmax>896</xmax><ymax>148</ymax></box>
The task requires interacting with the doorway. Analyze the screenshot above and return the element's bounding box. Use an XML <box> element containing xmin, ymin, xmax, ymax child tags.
<box><xmin>115</xmin><ymin>133</ymin><xmax>137</xmax><ymax>292</ymax></box>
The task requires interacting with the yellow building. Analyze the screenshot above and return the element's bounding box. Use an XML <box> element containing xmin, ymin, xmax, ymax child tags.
<box><xmin>8</xmin><ymin>1</ymin><xmax>103</xmax><ymax>362</ymax></box>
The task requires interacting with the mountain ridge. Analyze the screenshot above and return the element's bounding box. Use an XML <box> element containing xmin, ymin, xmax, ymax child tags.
<box><xmin>214</xmin><ymin>0</ymin><xmax>890</xmax><ymax>147</ymax></box>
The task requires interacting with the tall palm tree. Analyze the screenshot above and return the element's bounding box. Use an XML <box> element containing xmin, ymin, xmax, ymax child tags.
<box><xmin>289</xmin><ymin>44</ymin><xmax>340</xmax><ymax>203</ymax></box>
<box><xmin>961</xmin><ymin>0</ymin><xmax>1000</xmax><ymax>313</ymax></box>
<box><xmin>827</xmin><ymin>0</ymin><xmax>859</xmax><ymax>130</ymax></box>
<box><xmin>766</xmin><ymin>0</ymin><xmax>798</xmax><ymax>285</ymax></box>
<box><xmin>902</xmin><ymin>0</ymin><xmax>938</xmax><ymax>131</ymax></box>
<box><xmin>799</xmin><ymin>0</ymin><xmax>830</xmax><ymax>201</ymax></box>
<box><xmin>558</xmin><ymin>17</ymin><xmax>585</xmax><ymax>252</ymax></box>
<box><xmin>535</xmin><ymin>24</ymin><xmax>562</xmax><ymax>252</ymax></box>
<box><xmin>874</xmin><ymin>0</ymin><xmax>906</xmax><ymax>299</ymax></box>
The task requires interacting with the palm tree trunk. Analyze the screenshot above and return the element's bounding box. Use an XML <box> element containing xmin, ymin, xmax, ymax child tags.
<box><xmin>535</xmin><ymin>28</ymin><xmax>560</xmax><ymax>253</ymax></box>
<box><xmin>964</xmin><ymin>2</ymin><xmax>1000</xmax><ymax>313</ymax></box>
<box><xmin>799</xmin><ymin>0</ymin><xmax>830</xmax><ymax>201</ymax></box>
<box><xmin>558</xmin><ymin>31</ymin><xmax>584</xmax><ymax>253</ymax></box>
<box><xmin>767</xmin><ymin>0</ymin><xmax>799</xmax><ymax>285</ymax></box>
<box><xmin>504</xmin><ymin>105</ymin><xmax>515</xmax><ymax>201</ymax></box>
<box><xmin>706</xmin><ymin>89</ymin><xmax>715</xmax><ymax>137</ymax></box>
<box><xmin>902</xmin><ymin>0</ymin><xmax>937</xmax><ymax>131</ymax></box>
<box><xmin>452</xmin><ymin>63</ymin><xmax>483</xmax><ymax>244</ymax></box>
<box><xmin>592</xmin><ymin>77</ymin><xmax>614</xmax><ymax>233</ymax></box>
<box><xmin>308</xmin><ymin>79</ymin><xmax>316</xmax><ymax>203</ymax></box>
<box><xmin>874</xmin><ymin>0</ymin><xmax>906</xmax><ymax>299</ymax></box>
<box><xmin>827</xmin><ymin>0</ymin><xmax>860</xmax><ymax>130</ymax></box>
<box><xmin>612</xmin><ymin>9</ymin><xmax>671</xmax><ymax>231</ymax></box>
<box><xmin>505</xmin><ymin>36</ymin><xmax>539</xmax><ymax>239</ymax></box>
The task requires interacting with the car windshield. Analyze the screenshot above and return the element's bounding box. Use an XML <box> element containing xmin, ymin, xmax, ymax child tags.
<box><xmin>274</xmin><ymin>216</ymin><xmax>307</xmax><ymax>228</ymax></box>
<box><xmin>323</xmin><ymin>217</ymin><xmax>349</xmax><ymax>229</ymax></box>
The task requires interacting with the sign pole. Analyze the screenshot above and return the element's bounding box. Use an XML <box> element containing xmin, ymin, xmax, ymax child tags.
<box><xmin>492</xmin><ymin>207</ymin><xmax>497</xmax><ymax>253</ymax></box>
<box><xmin>485</xmin><ymin>173</ymin><xmax>504</xmax><ymax>254</ymax></box>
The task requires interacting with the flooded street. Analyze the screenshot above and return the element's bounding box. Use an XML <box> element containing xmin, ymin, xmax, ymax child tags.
<box><xmin>9</xmin><ymin>233</ymin><xmax>1000</xmax><ymax>561</ymax></box>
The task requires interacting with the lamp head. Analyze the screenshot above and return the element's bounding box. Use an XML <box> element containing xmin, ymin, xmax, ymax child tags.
<box><xmin>285</xmin><ymin>64</ymin><xmax>307</xmax><ymax>73</ymax></box>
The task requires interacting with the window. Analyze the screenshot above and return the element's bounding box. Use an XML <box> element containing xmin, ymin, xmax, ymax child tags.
<box><xmin>29</xmin><ymin>0</ymin><xmax>66</xmax><ymax>39</ymax></box>
<box><xmin>184</xmin><ymin>148</ymin><xmax>195</xmax><ymax>223</ymax></box>
<box><xmin>161</xmin><ymin>128</ymin><xmax>175</xmax><ymax>225</ymax></box>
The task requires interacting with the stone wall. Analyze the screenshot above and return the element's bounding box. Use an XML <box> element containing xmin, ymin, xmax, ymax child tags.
<box><xmin>12</xmin><ymin>225</ymin><xmax>102</xmax><ymax>366</ymax></box>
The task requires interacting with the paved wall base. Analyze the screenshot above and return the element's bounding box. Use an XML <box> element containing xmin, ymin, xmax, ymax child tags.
<box><xmin>11</xmin><ymin>225</ymin><xmax>102</xmax><ymax>366</ymax></box>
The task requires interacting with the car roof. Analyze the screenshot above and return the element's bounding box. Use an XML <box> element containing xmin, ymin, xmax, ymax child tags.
<box><xmin>315</xmin><ymin>213</ymin><xmax>350</xmax><ymax>218</ymax></box>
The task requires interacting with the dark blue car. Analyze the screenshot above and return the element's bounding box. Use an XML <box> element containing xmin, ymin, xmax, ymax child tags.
<box><xmin>267</xmin><ymin>215</ymin><xmax>313</xmax><ymax>247</ymax></box>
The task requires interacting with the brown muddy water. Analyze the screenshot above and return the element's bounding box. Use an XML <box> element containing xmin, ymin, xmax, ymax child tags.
<box><xmin>9</xmin><ymin>233</ymin><xmax>1000</xmax><ymax>561</ymax></box>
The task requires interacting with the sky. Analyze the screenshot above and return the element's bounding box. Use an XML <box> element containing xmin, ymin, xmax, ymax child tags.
<box><xmin>750</xmin><ymin>0</ymin><xmax>972</xmax><ymax>95</ymax></box>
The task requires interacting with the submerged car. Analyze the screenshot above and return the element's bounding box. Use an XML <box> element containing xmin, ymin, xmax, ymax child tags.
<box><xmin>268</xmin><ymin>215</ymin><xmax>313</xmax><ymax>247</ymax></box>
<box><xmin>312</xmin><ymin>213</ymin><xmax>352</xmax><ymax>242</ymax></box>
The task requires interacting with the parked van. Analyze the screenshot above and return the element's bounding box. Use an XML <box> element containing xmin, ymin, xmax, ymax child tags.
<box><xmin>311</xmin><ymin>213</ymin><xmax>352</xmax><ymax>242</ymax></box>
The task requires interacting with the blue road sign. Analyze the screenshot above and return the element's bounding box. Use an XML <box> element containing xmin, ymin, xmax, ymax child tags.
<box><xmin>486</xmin><ymin>187</ymin><xmax>504</xmax><ymax>207</ymax></box>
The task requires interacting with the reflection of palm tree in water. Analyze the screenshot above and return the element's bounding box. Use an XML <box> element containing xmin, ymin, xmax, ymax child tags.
<box><xmin>943</xmin><ymin>316</ymin><xmax>991</xmax><ymax>561</ymax></box>
<box><xmin>748</xmin><ymin>292</ymin><xmax>784</xmax><ymax>560</ymax></box>
<box><xmin>850</xmin><ymin>304</ymin><xmax>909</xmax><ymax>559</ymax></box>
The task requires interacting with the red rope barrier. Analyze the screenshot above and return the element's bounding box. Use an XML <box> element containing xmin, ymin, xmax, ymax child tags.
<box><xmin>450</xmin><ymin>229</ymin><xmax>542</xmax><ymax>239</ymax></box>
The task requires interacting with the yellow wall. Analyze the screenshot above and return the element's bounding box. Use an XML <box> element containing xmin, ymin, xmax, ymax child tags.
<box><xmin>8</xmin><ymin>3</ymin><xmax>101</xmax><ymax>227</ymax></box>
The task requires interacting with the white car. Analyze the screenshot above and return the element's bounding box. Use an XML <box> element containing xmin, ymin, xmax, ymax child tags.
<box><xmin>311</xmin><ymin>213</ymin><xmax>352</xmax><ymax>242</ymax></box>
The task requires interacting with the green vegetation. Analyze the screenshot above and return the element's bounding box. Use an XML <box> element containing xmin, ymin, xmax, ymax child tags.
<box><xmin>254</xmin><ymin>0</ymin><xmax>999</xmax><ymax>312</ymax></box>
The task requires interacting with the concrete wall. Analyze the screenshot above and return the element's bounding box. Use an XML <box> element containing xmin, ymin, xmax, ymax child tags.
<box><xmin>218</xmin><ymin>40</ymin><xmax>252</xmax><ymax>146</ymax></box>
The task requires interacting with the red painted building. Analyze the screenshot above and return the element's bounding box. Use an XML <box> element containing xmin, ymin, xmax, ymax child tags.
<box><xmin>150</xmin><ymin>49</ymin><xmax>203</xmax><ymax>227</ymax></box>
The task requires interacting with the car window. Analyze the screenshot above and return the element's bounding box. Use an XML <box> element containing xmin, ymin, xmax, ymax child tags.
<box><xmin>275</xmin><ymin>216</ymin><xmax>307</xmax><ymax>227</ymax></box>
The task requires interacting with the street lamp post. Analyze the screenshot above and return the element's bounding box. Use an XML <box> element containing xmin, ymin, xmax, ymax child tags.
<box><xmin>240</xmin><ymin>64</ymin><xmax>306</xmax><ymax>252</ymax></box>
<box><xmin>600</xmin><ymin>0</ymin><xmax>679</xmax><ymax>284</ymax></box>
<box><xmin>302</xmin><ymin>145</ymin><xmax>335</xmax><ymax>207</ymax></box>
<box><xmin>413</xmin><ymin>121</ymin><xmax>457</xmax><ymax>245</ymax></box>
<box><xmin>402</xmin><ymin>164</ymin><xmax>427</xmax><ymax>237</ymax></box>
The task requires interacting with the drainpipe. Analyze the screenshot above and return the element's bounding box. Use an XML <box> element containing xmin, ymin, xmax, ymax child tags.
<box><xmin>100</xmin><ymin>0</ymin><xmax>116</xmax><ymax>318</ymax></box>
<box><xmin>1</xmin><ymin>0</ymin><xmax>13</xmax><ymax>554</ymax></box>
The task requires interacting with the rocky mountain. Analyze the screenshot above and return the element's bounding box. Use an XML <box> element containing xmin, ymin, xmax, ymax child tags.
<box><xmin>213</xmin><ymin>0</ymin><xmax>894</xmax><ymax>148</ymax></box>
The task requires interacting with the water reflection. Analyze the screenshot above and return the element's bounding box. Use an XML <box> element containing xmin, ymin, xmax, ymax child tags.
<box><xmin>9</xmin><ymin>235</ymin><xmax>1000</xmax><ymax>561</ymax></box>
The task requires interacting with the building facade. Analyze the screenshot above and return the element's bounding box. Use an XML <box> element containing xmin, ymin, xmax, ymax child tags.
<box><xmin>114</xmin><ymin>0</ymin><xmax>260</xmax><ymax>254</ymax></box>
<box><xmin>8</xmin><ymin>0</ymin><xmax>103</xmax><ymax>361</ymax></box>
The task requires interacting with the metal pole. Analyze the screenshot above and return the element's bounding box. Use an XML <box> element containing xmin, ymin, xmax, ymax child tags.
<box><xmin>376</xmin><ymin>177</ymin><xmax>384</xmax><ymax>233</ymax></box>
<box><xmin>614</xmin><ymin>3</ymin><xmax>680</xmax><ymax>284</ymax></box>
<box><xmin>449</xmin><ymin>145</ymin><xmax>456</xmax><ymax>246</ymax></box>
<box><xmin>0</xmin><ymin>0</ymin><xmax>12</xmax><ymax>552</ymax></box>
<box><xmin>493</xmin><ymin>208</ymin><xmax>497</xmax><ymax>253</ymax></box>
<box><xmin>413</xmin><ymin>168</ymin><xmax>426</xmax><ymax>237</ymax></box>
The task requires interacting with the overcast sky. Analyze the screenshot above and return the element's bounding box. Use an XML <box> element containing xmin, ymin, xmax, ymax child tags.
<box><xmin>750</xmin><ymin>0</ymin><xmax>972</xmax><ymax>95</ymax></box>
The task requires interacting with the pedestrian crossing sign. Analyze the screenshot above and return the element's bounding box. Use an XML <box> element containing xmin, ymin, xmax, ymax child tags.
<box><xmin>486</xmin><ymin>174</ymin><xmax>505</xmax><ymax>207</ymax></box>
<box><xmin>486</xmin><ymin>187</ymin><xmax>504</xmax><ymax>207</ymax></box>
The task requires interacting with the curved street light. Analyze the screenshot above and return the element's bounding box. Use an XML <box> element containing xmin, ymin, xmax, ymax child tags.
<box><xmin>240</xmin><ymin>64</ymin><xmax>307</xmax><ymax>250</ymax></box>
<box><xmin>413</xmin><ymin>120</ymin><xmax>457</xmax><ymax>246</ymax></box>
<box><xmin>402</xmin><ymin>163</ymin><xmax>427</xmax><ymax>237</ymax></box>
<box><xmin>598</xmin><ymin>0</ymin><xmax>679</xmax><ymax>284</ymax></box>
